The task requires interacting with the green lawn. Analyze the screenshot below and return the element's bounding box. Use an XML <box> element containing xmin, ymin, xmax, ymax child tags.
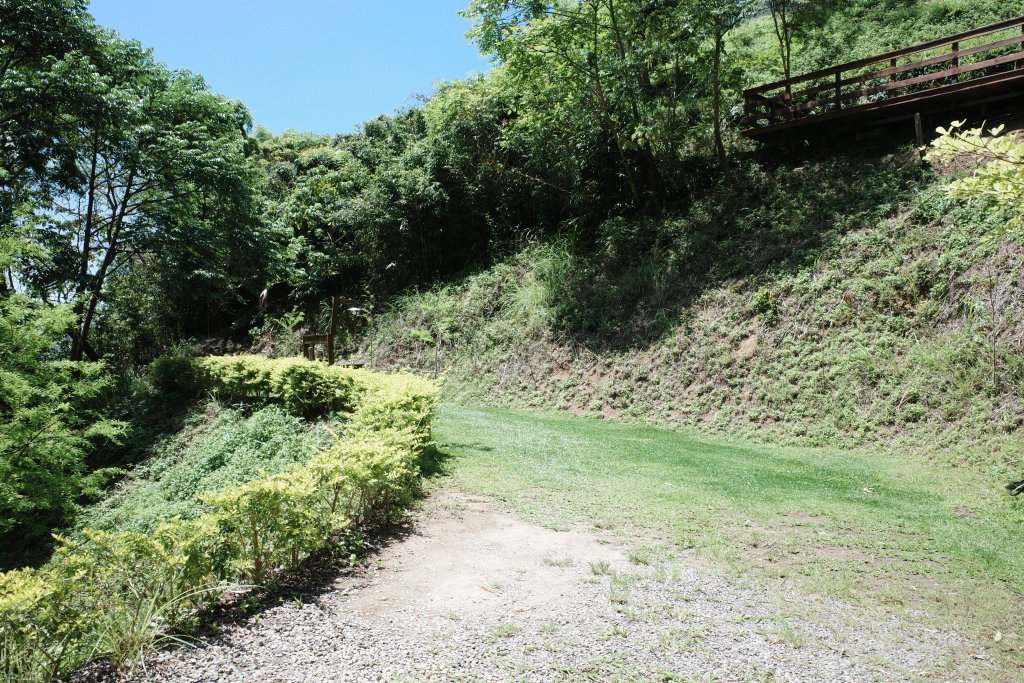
<box><xmin>436</xmin><ymin>405</ymin><xmax>1024</xmax><ymax>662</ymax></box>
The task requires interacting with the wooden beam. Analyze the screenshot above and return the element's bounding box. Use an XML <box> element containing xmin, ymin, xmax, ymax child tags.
<box><xmin>745</xmin><ymin>15</ymin><xmax>1024</xmax><ymax>95</ymax></box>
<box><xmin>742</xmin><ymin>69</ymin><xmax>1024</xmax><ymax>138</ymax></box>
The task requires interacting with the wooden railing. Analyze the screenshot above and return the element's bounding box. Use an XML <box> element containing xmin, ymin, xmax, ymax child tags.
<box><xmin>743</xmin><ymin>16</ymin><xmax>1024</xmax><ymax>134</ymax></box>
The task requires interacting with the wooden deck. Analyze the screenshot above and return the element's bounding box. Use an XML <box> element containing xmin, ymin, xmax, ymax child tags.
<box><xmin>742</xmin><ymin>16</ymin><xmax>1024</xmax><ymax>139</ymax></box>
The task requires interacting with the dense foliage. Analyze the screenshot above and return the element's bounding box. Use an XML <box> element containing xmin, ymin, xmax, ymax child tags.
<box><xmin>927</xmin><ymin>121</ymin><xmax>1024</xmax><ymax>235</ymax></box>
<box><xmin>0</xmin><ymin>292</ymin><xmax>124</xmax><ymax>560</ymax></box>
<box><xmin>0</xmin><ymin>362</ymin><xmax>437</xmax><ymax>681</ymax></box>
<box><xmin>6</xmin><ymin>0</ymin><xmax>1024</xmax><ymax>351</ymax></box>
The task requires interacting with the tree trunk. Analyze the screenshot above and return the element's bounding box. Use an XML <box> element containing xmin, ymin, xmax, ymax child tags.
<box><xmin>70</xmin><ymin>146</ymin><xmax>100</xmax><ymax>361</ymax></box>
<box><xmin>712</xmin><ymin>31</ymin><xmax>734</xmax><ymax>189</ymax></box>
<box><xmin>770</xmin><ymin>0</ymin><xmax>793</xmax><ymax>81</ymax></box>
<box><xmin>70</xmin><ymin>164</ymin><xmax>135</xmax><ymax>361</ymax></box>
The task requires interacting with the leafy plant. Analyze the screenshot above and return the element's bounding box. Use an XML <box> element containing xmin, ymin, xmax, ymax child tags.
<box><xmin>926</xmin><ymin>121</ymin><xmax>1024</xmax><ymax>235</ymax></box>
<box><xmin>198</xmin><ymin>355</ymin><xmax>357</xmax><ymax>416</ymax></box>
<box><xmin>200</xmin><ymin>468</ymin><xmax>322</xmax><ymax>584</ymax></box>
<box><xmin>0</xmin><ymin>365</ymin><xmax>438</xmax><ymax>680</ymax></box>
<box><xmin>0</xmin><ymin>294</ymin><xmax>125</xmax><ymax>559</ymax></box>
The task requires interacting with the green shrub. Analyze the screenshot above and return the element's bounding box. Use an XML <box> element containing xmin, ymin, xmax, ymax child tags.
<box><xmin>275</xmin><ymin>361</ymin><xmax>348</xmax><ymax>417</ymax></box>
<box><xmin>345</xmin><ymin>370</ymin><xmax>438</xmax><ymax>450</ymax></box>
<box><xmin>310</xmin><ymin>427</ymin><xmax>422</xmax><ymax>527</ymax></box>
<box><xmin>0</xmin><ymin>564</ymin><xmax>99</xmax><ymax>682</ymax></box>
<box><xmin>197</xmin><ymin>355</ymin><xmax>358</xmax><ymax>417</ymax></box>
<box><xmin>0</xmin><ymin>366</ymin><xmax>437</xmax><ymax>681</ymax></box>
<box><xmin>78</xmin><ymin>405</ymin><xmax>321</xmax><ymax>534</ymax></box>
<box><xmin>148</xmin><ymin>355</ymin><xmax>203</xmax><ymax>395</ymax></box>
<box><xmin>200</xmin><ymin>468</ymin><xmax>323</xmax><ymax>584</ymax></box>
<box><xmin>0</xmin><ymin>517</ymin><xmax>225</xmax><ymax>681</ymax></box>
<box><xmin>198</xmin><ymin>355</ymin><xmax>275</xmax><ymax>405</ymax></box>
<box><xmin>60</xmin><ymin>518</ymin><xmax>222</xmax><ymax>668</ymax></box>
<box><xmin>0</xmin><ymin>295</ymin><xmax>126</xmax><ymax>558</ymax></box>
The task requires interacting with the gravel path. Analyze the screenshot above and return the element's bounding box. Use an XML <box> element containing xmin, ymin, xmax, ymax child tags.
<box><xmin>118</xmin><ymin>490</ymin><xmax>979</xmax><ymax>682</ymax></box>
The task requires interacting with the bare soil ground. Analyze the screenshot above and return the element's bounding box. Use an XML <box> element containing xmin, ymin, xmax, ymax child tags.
<box><xmin>122</xmin><ymin>490</ymin><xmax>980</xmax><ymax>682</ymax></box>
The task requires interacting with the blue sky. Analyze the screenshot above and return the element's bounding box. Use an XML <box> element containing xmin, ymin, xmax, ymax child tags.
<box><xmin>87</xmin><ymin>0</ymin><xmax>491</xmax><ymax>135</ymax></box>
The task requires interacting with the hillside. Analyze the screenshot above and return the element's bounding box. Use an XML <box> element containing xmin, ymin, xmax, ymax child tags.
<box><xmin>6</xmin><ymin>1</ymin><xmax>1024</xmax><ymax>679</ymax></box>
<box><xmin>363</xmin><ymin>145</ymin><xmax>1024</xmax><ymax>472</ymax></box>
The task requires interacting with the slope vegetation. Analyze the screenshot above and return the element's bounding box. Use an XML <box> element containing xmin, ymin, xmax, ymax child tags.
<box><xmin>364</xmin><ymin>148</ymin><xmax>1024</xmax><ymax>471</ymax></box>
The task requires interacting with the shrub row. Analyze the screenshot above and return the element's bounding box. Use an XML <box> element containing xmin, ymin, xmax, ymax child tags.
<box><xmin>0</xmin><ymin>361</ymin><xmax>437</xmax><ymax>681</ymax></box>
<box><xmin>152</xmin><ymin>354</ymin><xmax>367</xmax><ymax>417</ymax></box>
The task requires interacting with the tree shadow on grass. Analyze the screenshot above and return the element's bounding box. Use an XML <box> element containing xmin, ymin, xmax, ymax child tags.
<box><xmin>419</xmin><ymin>442</ymin><xmax>459</xmax><ymax>478</ymax></box>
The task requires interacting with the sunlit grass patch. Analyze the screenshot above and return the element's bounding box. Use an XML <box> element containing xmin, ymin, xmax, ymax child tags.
<box><xmin>437</xmin><ymin>404</ymin><xmax>1024</xmax><ymax>672</ymax></box>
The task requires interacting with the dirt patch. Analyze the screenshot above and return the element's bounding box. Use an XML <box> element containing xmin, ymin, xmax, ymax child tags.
<box><xmin>347</xmin><ymin>489</ymin><xmax>627</xmax><ymax>619</ymax></box>
<box><xmin>955</xmin><ymin>505</ymin><xmax>977</xmax><ymax>519</ymax></box>
<box><xmin>736</xmin><ymin>332</ymin><xmax>759</xmax><ymax>359</ymax></box>
<box><xmin>121</xmin><ymin>489</ymin><xmax>990</xmax><ymax>683</ymax></box>
<box><xmin>783</xmin><ymin>511</ymin><xmax>829</xmax><ymax>524</ymax></box>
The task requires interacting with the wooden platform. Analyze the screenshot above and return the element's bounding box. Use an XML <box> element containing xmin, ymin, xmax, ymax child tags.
<box><xmin>743</xmin><ymin>16</ymin><xmax>1024</xmax><ymax>140</ymax></box>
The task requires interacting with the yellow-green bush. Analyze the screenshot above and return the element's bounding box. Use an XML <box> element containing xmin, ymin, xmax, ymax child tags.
<box><xmin>0</xmin><ymin>362</ymin><xmax>437</xmax><ymax>681</ymax></box>
<box><xmin>0</xmin><ymin>517</ymin><xmax>220</xmax><ymax>680</ymax></box>
<box><xmin>198</xmin><ymin>356</ymin><xmax>359</xmax><ymax>417</ymax></box>
<box><xmin>150</xmin><ymin>355</ymin><xmax>437</xmax><ymax>425</ymax></box>
<box><xmin>200</xmin><ymin>468</ymin><xmax>324</xmax><ymax>584</ymax></box>
<box><xmin>345</xmin><ymin>370</ymin><xmax>437</xmax><ymax>449</ymax></box>
<box><xmin>309</xmin><ymin>426</ymin><xmax>421</xmax><ymax>527</ymax></box>
<box><xmin>0</xmin><ymin>564</ymin><xmax>99</xmax><ymax>681</ymax></box>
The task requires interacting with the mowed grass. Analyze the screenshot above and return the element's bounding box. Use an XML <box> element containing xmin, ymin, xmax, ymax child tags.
<box><xmin>436</xmin><ymin>405</ymin><xmax>1024</xmax><ymax>661</ymax></box>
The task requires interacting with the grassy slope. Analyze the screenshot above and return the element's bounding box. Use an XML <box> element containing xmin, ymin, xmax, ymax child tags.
<box><xmin>364</xmin><ymin>149</ymin><xmax>1024</xmax><ymax>472</ymax></box>
<box><xmin>362</xmin><ymin>0</ymin><xmax>1024</xmax><ymax>472</ymax></box>
<box><xmin>436</xmin><ymin>405</ymin><xmax>1024</xmax><ymax>678</ymax></box>
<box><xmin>77</xmin><ymin>402</ymin><xmax>331</xmax><ymax>534</ymax></box>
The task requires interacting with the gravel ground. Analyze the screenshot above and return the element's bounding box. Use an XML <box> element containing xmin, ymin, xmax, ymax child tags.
<box><xmin>113</xmin><ymin>490</ymin><xmax>980</xmax><ymax>683</ymax></box>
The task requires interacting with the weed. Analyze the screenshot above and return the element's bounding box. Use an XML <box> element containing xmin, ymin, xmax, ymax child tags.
<box><xmin>589</xmin><ymin>560</ymin><xmax>612</xmax><ymax>576</ymax></box>
<box><xmin>491</xmin><ymin>622</ymin><xmax>519</xmax><ymax>639</ymax></box>
<box><xmin>765</xmin><ymin>623</ymin><xmax>809</xmax><ymax>649</ymax></box>
<box><xmin>628</xmin><ymin>547</ymin><xmax>654</xmax><ymax>566</ymax></box>
<box><xmin>657</xmin><ymin>626</ymin><xmax>706</xmax><ymax>654</ymax></box>
<box><xmin>745</xmin><ymin>664</ymin><xmax>777</xmax><ymax>682</ymax></box>
<box><xmin>542</xmin><ymin>555</ymin><xmax>575</xmax><ymax>568</ymax></box>
<box><xmin>652</xmin><ymin>564</ymin><xmax>680</xmax><ymax>584</ymax></box>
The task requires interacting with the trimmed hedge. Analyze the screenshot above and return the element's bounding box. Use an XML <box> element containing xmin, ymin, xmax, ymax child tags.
<box><xmin>152</xmin><ymin>355</ymin><xmax>361</xmax><ymax>417</ymax></box>
<box><xmin>0</xmin><ymin>359</ymin><xmax>437</xmax><ymax>681</ymax></box>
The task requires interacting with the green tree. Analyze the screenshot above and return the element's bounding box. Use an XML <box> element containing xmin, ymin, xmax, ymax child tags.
<box><xmin>463</xmin><ymin>0</ymin><xmax>706</xmax><ymax>212</ymax></box>
<box><xmin>14</xmin><ymin>32</ymin><xmax>275</xmax><ymax>360</ymax></box>
<box><xmin>0</xmin><ymin>289</ymin><xmax>123</xmax><ymax>563</ymax></box>
<box><xmin>766</xmin><ymin>0</ymin><xmax>841</xmax><ymax>80</ymax></box>
<box><xmin>926</xmin><ymin>121</ymin><xmax>1024</xmax><ymax>234</ymax></box>
<box><xmin>695</xmin><ymin>0</ymin><xmax>756</xmax><ymax>189</ymax></box>
<box><xmin>0</xmin><ymin>0</ymin><xmax>105</xmax><ymax>292</ymax></box>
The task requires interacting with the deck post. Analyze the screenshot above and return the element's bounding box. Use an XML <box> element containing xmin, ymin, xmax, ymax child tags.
<box><xmin>329</xmin><ymin>296</ymin><xmax>337</xmax><ymax>365</ymax></box>
<box><xmin>951</xmin><ymin>42</ymin><xmax>959</xmax><ymax>83</ymax></box>
<box><xmin>834</xmin><ymin>71</ymin><xmax>842</xmax><ymax>109</ymax></box>
<box><xmin>914</xmin><ymin>112</ymin><xmax>924</xmax><ymax>148</ymax></box>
